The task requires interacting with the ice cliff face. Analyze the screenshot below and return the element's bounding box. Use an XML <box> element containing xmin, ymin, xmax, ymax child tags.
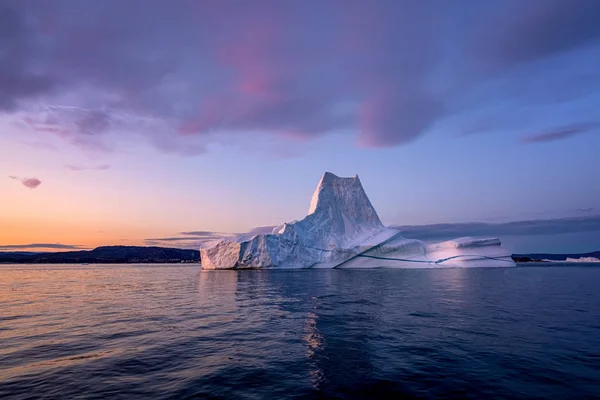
<box><xmin>275</xmin><ymin>172</ymin><xmax>384</xmax><ymax>247</ymax></box>
<box><xmin>200</xmin><ymin>172</ymin><xmax>516</xmax><ymax>269</ymax></box>
<box><xmin>307</xmin><ymin>172</ymin><xmax>383</xmax><ymax>230</ymax></box>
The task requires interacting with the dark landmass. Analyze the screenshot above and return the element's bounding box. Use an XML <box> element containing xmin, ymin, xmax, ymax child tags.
<box><xmin>0</xmin><ymin>246</ymin><xmax>200</xmax><ymax>264</ymax></box>
<box><xmin>512</xmin><ymin>251</ymin><xmax>600</xmax><ymax>263</ymax></box>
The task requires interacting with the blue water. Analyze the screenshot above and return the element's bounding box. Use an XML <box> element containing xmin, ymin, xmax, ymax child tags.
<box><xmin>1</xmin><ymin>265</ymin><xmax>599</xmax><ymax>399</ymax></box>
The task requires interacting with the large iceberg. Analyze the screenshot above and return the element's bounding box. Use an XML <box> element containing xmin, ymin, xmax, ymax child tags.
<box><xmin>200</xmin><ymin>172</ymin><xmax>516</xmax><ymax>269</ymax></box>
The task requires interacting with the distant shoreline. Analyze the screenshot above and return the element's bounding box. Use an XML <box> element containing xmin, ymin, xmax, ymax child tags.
<box><xmin>1</xmin><ymin>245</ymin><xmax>598</xmax><ymax>265</ymax></box>
<box><xmin>0</xmin><ymin>246</ymin><xmax>200</xmax><ymax>264</ymax></box>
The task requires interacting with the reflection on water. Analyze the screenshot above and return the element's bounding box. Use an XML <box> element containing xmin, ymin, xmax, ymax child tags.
<box><xmin>1</xmin><ymin>265</ymin><xmax>600</xmax><ymax>399</ymax></box>
<box><xmin>304</xmin><ymin>311</ymin><xmax>325</xmax><ymax>389</ymax></box>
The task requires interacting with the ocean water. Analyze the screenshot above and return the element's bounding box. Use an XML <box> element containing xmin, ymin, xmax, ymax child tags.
<box><xmin>1</xmin><ymin>265</ymin><xmax>599</xmax><ymax>400</ymax></box>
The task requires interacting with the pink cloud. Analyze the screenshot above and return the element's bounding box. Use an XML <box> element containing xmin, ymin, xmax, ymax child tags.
<box><xmin>520</xmin><ymin>123</ymin><xmax>596</xmax><ymax>144</ymax></box>
<box><xmin>9</xmin><ymin>176</ymin><xmax>42</xmax><ymax>189</ymax></box>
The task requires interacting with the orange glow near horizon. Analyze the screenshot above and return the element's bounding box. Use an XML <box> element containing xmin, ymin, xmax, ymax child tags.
<box><xmin>0</xmin><ymin>217</ymin><xmax>153</xmax><ymax>250</ymax></box>
<box><xmin>0</xmin><ymin>135</ymin><xmax>286</xmax><ymax>251</ymax></box>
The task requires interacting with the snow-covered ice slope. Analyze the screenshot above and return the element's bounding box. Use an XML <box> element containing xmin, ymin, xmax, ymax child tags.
<box><xmin>200</xmin><ymin>172</ymin><xmax>515</xmax><ymax>269</ymax></box>
<box><xmin>336</xmin><ymin>236</ymin><xmax>514</xmax><ymax>268</ymax></box>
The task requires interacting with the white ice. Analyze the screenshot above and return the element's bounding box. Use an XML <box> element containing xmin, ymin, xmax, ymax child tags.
<box><xmin>542</xmin><ymin>257</ymin><xmax>600</xmax><ymax>263</ymax></box>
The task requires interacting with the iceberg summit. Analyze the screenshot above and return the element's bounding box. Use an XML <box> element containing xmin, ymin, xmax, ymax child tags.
<box><xmin>200</xmin><ymin>172</ymin><xmax>516</xmax><ymax>269</ymax></box>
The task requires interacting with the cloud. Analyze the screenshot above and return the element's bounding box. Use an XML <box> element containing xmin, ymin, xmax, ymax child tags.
<box><xmin>147</xmin><ymin>227</ymin><xmax>279</xmax><ymax>249</ymax></box>
<box><xmin>144</xmin><ymin>238</ymin><xmax>211</xmax><ymax>250</ymax></box>
<box><xmin>9</xmin><ymin>175</ymin><xmax>42</xmax><ymax>189</ymax></box>
<box><xmin>577</xmin><ymin>208</ymin><xmax>595</xmax><ymax>213</ymax></box>
<box><xmin>391</xmin><ymin>215</ymin><xmax>600</xmax><ymax>241</ymax></box>
<box><xmin>2</xmin><ymin>0</ymin><xmax>599</xmax><ymax>153</ymax></box>
<box><xmin>21</xmin><ymin>178</ymin><xmax>41</xmax><ymax>189</ymax></box>
<box><xmin>146</xmin><ymin>237</ymin><xmax>204</xmax><ymax>242</ymax></box>
<box><xmin>479</xmin><ymin>0</ymin><xmax>600</xmax><ymax>68</ymax></box>
<box><xmin>146</xmin><ymin>231</ymin><xmax>235</xmax><ymax>249</ymax></box>
<box><xmin>0</xmin><ymin>243</ymin><xmax>85</xmax><ymax>251</ymax></box>
<box><xmin>246</xmin><ymin>226</ymin><xmax>277</xmax><ymax>235</ymax></box>
<box><xmin>0</xmin><ymin>0</ymin><xmax>55</xmax><ymax>110</ymax></box>
<box><xmin>65</xmin><ymin>163</ymin><xmax>110</xmax><ymax>171</ymax></box>
<box><xmin>147</xmin><ymin>216</ymin><xmax>600</xmax><ymax>252</ymax></box>
<box><xmin>179</xmin><ymin>231</ymin><xmax>225</xmax><ymax>237</ymax></box>
<box><xmin>520</xmin><ymin>123</ymin><xmax>596</xmax><ymax>144</ymax></box>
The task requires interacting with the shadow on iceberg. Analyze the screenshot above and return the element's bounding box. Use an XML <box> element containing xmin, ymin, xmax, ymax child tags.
<box><xmin>201</xmin><ymin>172</ymin><xmax>515</xmax><ymax>269</ymax></box>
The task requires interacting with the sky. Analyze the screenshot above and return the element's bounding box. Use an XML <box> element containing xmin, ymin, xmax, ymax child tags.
<box><xmin>1</xmin><ymin>0</ymin><xmax>599</xmax><ymax>254</ymax></box>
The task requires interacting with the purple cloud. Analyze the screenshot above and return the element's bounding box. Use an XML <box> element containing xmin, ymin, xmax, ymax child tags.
<box><xmin>180</xmin><ymin>231</ymin><xmax>228</xmax><ymax>237</ymax></box>
<box><xmin>246</xmin><ymin>226</ymin><xmax>277</xmax><ymax>235</ymax></box>
<box><xmin>392</xmin><ymin>215</ymin><xmax>600</xmax><ymax>240</ymax></box>
<box><xmin>146</xmin><ymin>231</ymin><xmax>236</xmax><ymax>249</ymax></box>
<box><xmin>146</xmin><ymin>237</ymin><xmax>197</xmax><ymax>242</ymax></box>
<box><xmin>578</xmin><ymin>208</ymin><xmax>595</xmax><ymax>213</ymax></box>
<box><xmin>148</xmin><ymin>226</ymin><xmax>282</xmax><ymax>249</ymax></box>
<box><xmin>1</xmin><ymin>0</ymin><xmax>599</xmax><ymax>153</ymax></box>
<box><xmin>9</xmin><ymin>175</ymin><xmax>42</xmax><ymax>189</ymax></box>
<box><xmin>0</xmin><ymin>243</ymin><xmax>85</xmax><ymax>251</ymax></box>
<box><xmin>65</xmin><ymin>163</ymin><xmax>110</xmax><ymax>171</ymax></box>
<box><xmin>478</xmin><ymin>0</ymin><xmax>600</xmax><ymax>68</ymax></box>
<box><xmin>520</xmin><ymin>124</ymin><xmax>596</xmax><ymax>144</ymax></box>
<box><xmin>0</xmin><ymin>1</ymin><xmax>55</xmax><ymax>110</ymax></box>
<box><xmin>148</xmin><ymin>215</ymin><xmax>600</xmax><ymax>251</ymax></box>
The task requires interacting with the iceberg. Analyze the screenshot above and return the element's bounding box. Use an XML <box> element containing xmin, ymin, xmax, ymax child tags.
<box><xmin>564</xmin><ymin>257</ymin><xmax>600</xmax><ymax>263</ymax></box>
<box><xmin>200</xmin><ymin>172</ymin><xmax>516</xmax><ymax>269</ymax></box>
<box><xmin>542</xmin><ymin>257</ymin><xmax>600</xmax><ymax>263</ymax></box>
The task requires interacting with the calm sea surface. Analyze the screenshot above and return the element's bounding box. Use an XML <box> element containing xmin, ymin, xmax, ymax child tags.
<box><xmin>1</xmin><ymin>264</ymin><xmax>599</xmax><ymax>399</ymax></box>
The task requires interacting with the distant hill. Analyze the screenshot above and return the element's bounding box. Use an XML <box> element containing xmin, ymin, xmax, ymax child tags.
<box><xmin>0</xmin><ymin>246</ymin><xmax>200</xmax><ymax>264</ymax></box>
<box><xmin>512</xmin><ymin>251</ymin><xmax>600</xmax><ymax>262</ymax></box>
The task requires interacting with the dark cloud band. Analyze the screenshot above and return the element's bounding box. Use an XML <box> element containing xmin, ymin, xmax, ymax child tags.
<box><xmin>1</xmin><ymin>0</ymin><xmax>599</xmax><ymax>153</ymax></box>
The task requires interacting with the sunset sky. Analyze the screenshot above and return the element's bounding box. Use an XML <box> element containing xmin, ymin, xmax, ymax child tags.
<box><xmin>1</xmin><ymin>0</ymin><xmax>599</xmax><ymax>253</ymax></box>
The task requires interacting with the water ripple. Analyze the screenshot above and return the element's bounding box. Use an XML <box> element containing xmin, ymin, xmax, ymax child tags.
<box><xmin>1</xmin><ymin>265</ymin><xmax>599</xmax><ymax>399</ymax></box>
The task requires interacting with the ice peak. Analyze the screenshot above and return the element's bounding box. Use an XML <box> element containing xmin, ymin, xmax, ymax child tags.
<box><xmin>307</xmin><ymin>172</ymin><xmax>383</xmax><ymax>230</ymax></box>
<box><xmin>319</xmin><ymin>171</ymin><xmax>358</xmax><ymax>182</ymax></box>
<box><xmin>320</xmin><ymin>171</ymin><xmax>359</xmax><ymax>181</ymax></box>
<box><xmin>309</xmin><ymin>172</ymin><xmax>355</xmax><ymax>215</ymax></box>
